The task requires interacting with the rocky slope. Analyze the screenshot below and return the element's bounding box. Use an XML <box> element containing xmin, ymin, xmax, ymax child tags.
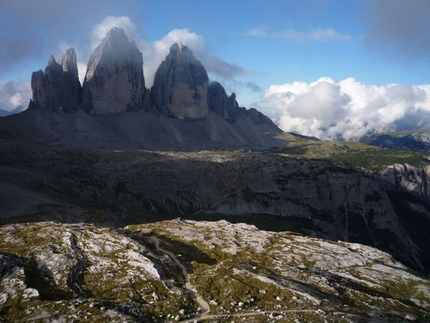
<box><xmin>1</xmin><ymin>141</ymin><xmax>430</xmax><ymax>273</ymax></box>
<box><xmin>0</xmin><ymin>219</ymin><xmax>429</xmax><ymax>322</ymax></box>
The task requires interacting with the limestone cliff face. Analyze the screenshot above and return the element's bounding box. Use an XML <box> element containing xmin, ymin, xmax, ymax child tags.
<box><xmin>150</xmin><ymin>42</ymin><xmax>209</xmax><ymax>119</ymax></box>
<box><xmin>377</xmin><ymin>163</ymin><xmax>430</xmax><ymax>199</ymax></box>
<box><xmin>82</xmin><ymin>27</ymin><xmax>146</xmax><ymax>115</ymax></box>
<box><xmin>29</xmin><ymin>48</ymin><xmax>81</xmax><ymax>113</ymax></box>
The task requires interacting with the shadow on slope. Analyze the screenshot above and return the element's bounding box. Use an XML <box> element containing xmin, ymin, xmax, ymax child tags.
<box><xmin>1</xmin><ymin>138</ymin><xmax>430</xmax><ymax>273</ymax></box>
<box><xmin>0</xmin><ymin>109</ymin><xmax>288</xmax><ymax>151</ymax></box>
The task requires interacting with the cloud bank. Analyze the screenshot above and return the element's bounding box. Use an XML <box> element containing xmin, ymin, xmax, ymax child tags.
<box><xmin>265</xmin><ymin>78</ymin><xmax>430</xmax><ymax>141</ymax></box>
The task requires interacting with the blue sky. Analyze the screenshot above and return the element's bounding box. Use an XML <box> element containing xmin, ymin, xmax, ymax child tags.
<box><xmin>1</xmin><ymin>0</ymin><xmax>430</xmax><ymax>140</ymax></box>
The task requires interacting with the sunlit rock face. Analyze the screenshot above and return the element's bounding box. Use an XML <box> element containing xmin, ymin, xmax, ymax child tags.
<box><xmin>82</xmin><ymin>27</ymin><xmax>146</xmax><ymax>115</ymax></box>
<box><xmin>150</xmin><ymin>42</ymin><xmax>209</xmax><ymax>119</ymax></box>
<box><xmin>29</xmin><ymin>48</ymin><xmax>81</xmax><ymax>113</ymax></box>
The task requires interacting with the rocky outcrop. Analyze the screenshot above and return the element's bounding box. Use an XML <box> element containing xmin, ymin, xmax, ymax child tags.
<box><xmin>82</xmin><ymin>27</ymin><xmax>146</xmax><ymax>115</ymax></box>
<box><xmin>150</xmin><ymin>42</ymin><xmax>209</xmax><ymax>119</ymax></box>
<box><xmin>29</xmin><ymin>48</ymin><xmax>81</xmax><ymax>113</ymax></box>
<box><xmin>378</xmin><ymin>163</ymin><xmax>430</xmax><ymax>199</ymax></box>
<box><xmin>1</xmin><ymin>220</ymin><xmax>429</xmax><ymax>322</ymax></box>
<box><xmin>207</xmin><ymin>81</ymin><xmax>240</xmax><ymax>122</ymax></box>
<box><xmin>208</xmin><ymin>81</ymin><xmax>275</xmax><ymax>125</ymax></box>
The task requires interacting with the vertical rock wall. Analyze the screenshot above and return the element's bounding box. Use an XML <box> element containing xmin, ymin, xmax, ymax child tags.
<box><xmin>150</xmin><ymin>42</ymin><xmax>209</xmax><ymax>119</ymax></box>
<box><xmin>82</xmin><ymin>27</ymin><xmax>146</xmax><ymax>115</ymax></box>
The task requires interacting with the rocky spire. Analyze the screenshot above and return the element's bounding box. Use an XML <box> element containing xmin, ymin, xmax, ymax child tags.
<box><xmin>82</xmin><ymin>27</ymin><xmax>146</xmax><ymax>115</ymax></box>
<box><xmin>60</xmin><ymin>48</ymin><xmax>79</xmax><ymax>77</ymax></box>
<box><xmin>150</xmin><ymin>42</ymin><xmax>209</xmax><ymax>119</ymax></box>
<box><xmin>29</xmin><ymin>48</ymin><xmax>81</xmax><ymax>113</ymax></box>
<box><xmin>207</xmin><ymin>81</ymin><xmax>240</xmax><ymax>123</ymax></box>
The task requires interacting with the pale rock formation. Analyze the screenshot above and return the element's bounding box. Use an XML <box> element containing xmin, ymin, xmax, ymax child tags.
<box><xmin>150</xmin><ymin>42</ymin><xmax>209</xmax><ymax>119</ymax></box>
<box><xmin>82</xmin><ymin>27</ymin><xmax>146</xmax><ymax>115</ymax></box>
<box><xmin>29</xmin><ymin>48</ymin><xmax>81</xmax><ymax>113</ymax></box>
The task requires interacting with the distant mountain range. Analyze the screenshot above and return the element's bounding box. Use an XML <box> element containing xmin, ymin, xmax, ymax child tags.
<box><xmin>0</xmin><ymin>105</ymin><xmax>25</xmax><ymax>117</ymax></box>
<box><xmin>0</xmin><ymin>27</ymin><xmax>285</xmax><ymax>151</ymax></box>
<box><xmin>361</xmin><ymin>129</ymin><xmax>430</xmax><ymax>151</ymax></box>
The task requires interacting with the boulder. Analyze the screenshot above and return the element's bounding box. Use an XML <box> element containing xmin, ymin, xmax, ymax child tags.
<box><xmin>82</xmin><ymin>27</ymin><xmax>146</xmax><ymax>115</ymax></box>
<box><xmin>150</xmin><ymin>42</ymin><xmax>209</xmax><ymax>119</ymax></box>
<box><xmin>29</xmin><ymin>48</ymin><xmax>81</xmax><ymax>113</ymax></box>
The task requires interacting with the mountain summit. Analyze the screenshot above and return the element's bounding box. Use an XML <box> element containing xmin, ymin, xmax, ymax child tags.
<box><xmin>15</xmin><ymin>27</ymin><xmax>287</xmax><ymax>150</ymax></box>
<box><xmin>150</xmin><ymin>41</ymin><xmax>209</xmax><ymax>119</ymax></box>
<box><xmin>82</xmin><ymin>27</ymin><xmax>146</xmax><ymax>115</ymax></box>
<box><xmin>29</xmin><ymin>48</ymin><xmax>81</xmax><ymax>113</ymax></box>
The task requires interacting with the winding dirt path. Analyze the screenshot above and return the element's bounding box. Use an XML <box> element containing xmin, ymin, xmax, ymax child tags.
<box><xmin>149</xmin><ymin>235</ymin><xmax>326</xmax><ymax>323</ymax></box>
<box><xmin>148</xmin><ymin>236</ymin><xmax>210</xmax><ymax>322</ymax></box>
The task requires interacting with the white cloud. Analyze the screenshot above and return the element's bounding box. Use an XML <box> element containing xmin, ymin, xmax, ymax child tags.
<box><xmin>265</xmin><ymin>77</ymin><xmax>430</xmax><ymax>141</ymax></box>
<box><xmin>0</xmin><ymin>81</ymin><xmax>30</xmax><ymax>111</ymax></box>
<box><xmin>90</xmin><ymin>16</ymin><xmax>141</xmax><ymax>51</ymax></box>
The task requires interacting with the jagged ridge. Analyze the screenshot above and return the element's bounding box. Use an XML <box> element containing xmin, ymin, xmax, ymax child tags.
<box><xmin>22</xmin><ymin>27</ymin><xmax>283</xmax><ymax>150</ymax></box>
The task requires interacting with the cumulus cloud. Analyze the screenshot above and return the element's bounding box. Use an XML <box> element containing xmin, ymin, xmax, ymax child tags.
<box><xmin>265</xmin><ymin>78</ymin><xmax>430</xmax><ymax>141</ymax></box>
<box><xmin>0</xmin><ymin>81</ymin><xmax>31</xmax><ymax>111</ymax></box>
<box><xmin>90</xmin><ymin>16</ymin><xmax>142</xmax><ymax>51</ymax></box>
<box><xmin>362</xmin><ymin>0</ymin><xmax>430</xmax><ymax>58</ymax></box>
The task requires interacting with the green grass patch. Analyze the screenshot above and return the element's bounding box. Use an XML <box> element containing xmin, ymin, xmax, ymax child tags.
<box><xmin>271</xmin><ymin>140</ymin><xmax>426</xmax><ymax>171</ymax></box>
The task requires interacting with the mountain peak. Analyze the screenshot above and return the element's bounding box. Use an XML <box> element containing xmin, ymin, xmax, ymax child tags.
<box><xmin>47</xmin><ymin>55</ymin><xmax>58</xmax><ymax>67</ymax></box>
<box><xmin>60</xmin><ymin>48</ymin><xmax>78</xmax><ymax>78</ymax></box>
<box><xmin>150</xmin><ymin>42</ymin><xmax>209</xmax><ymax>119</ymax></box>
<box><xmin>82</xmin><ymin>26</ymin><xmax>146</xmax><ymax>114</ymax></box>
<box><xmin>104</xmin><ymin>27</ymin><xmax>129</xmax><ymax>45</ymax></box>
<box><xmin>29</xmin><ymin>48</ymin><xmax>81</xmax><ymax>113</ymax></box>
<box><xmin>169</xmin><ymin>41</ymin><xmax>193</xmax><ymax>58</ymax></box>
